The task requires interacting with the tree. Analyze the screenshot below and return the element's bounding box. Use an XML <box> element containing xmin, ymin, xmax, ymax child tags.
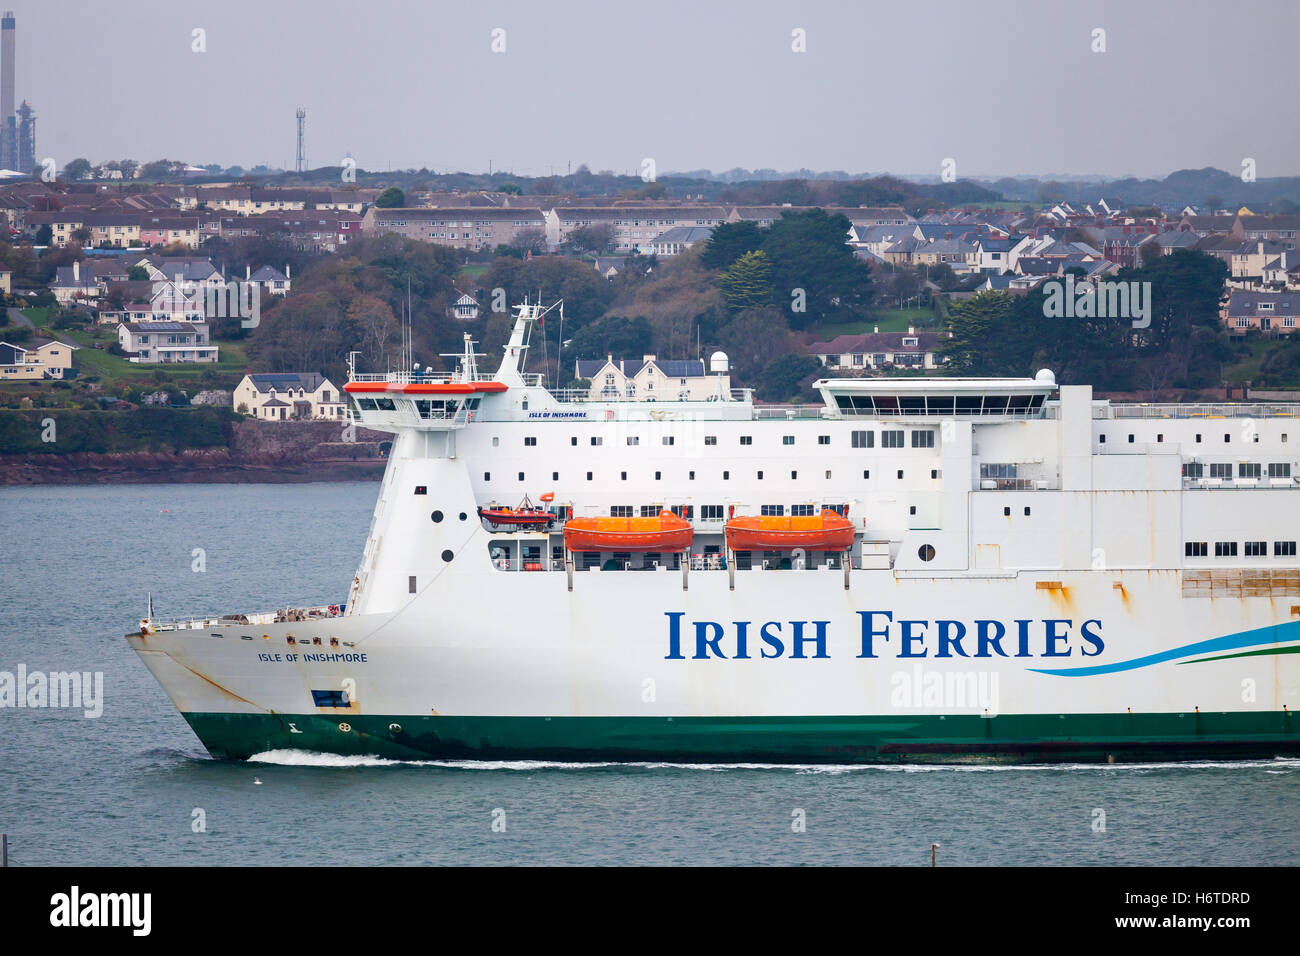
<box><xmin>717</xmin><ymin>250</ymin><xmax>775</xmax><ymax>312</ymax></box>
<box><xmin>61</xmin><ymin>158</ymin><xmax>92</xmax><ymax>181</ymax></box>
<box><xmin>1138</xmin><ymin>240</ymin><xmax>1163</xmax><ymax>266</ymax></box>
<box><xmin>499</xmin><ymin>183</ymin><xmax>523</xmax><ymax>195</ymax></box>
<box><xmin>564</xmin><ymin>315</ymin><xmax>653</xmax><ymax>360</ymax></box>
<box><xmin>375</xmin><ymin>187</ymin><xmax>406</xmax><ymax>208</ymax></box>
<box><xmin>127</xmin><ymin>265</ymin><xmax>149</xmax><ymax>281</ymax></box>
<box><xmin>756</xmin><ymin>353</ymin><xmax>823</xmax><ymax>402</ymax></box>
<box><xmin>33</xmin><ymin>225</ymin><xmax>52</xmax><ymax>246</ymax></box>
<box><xmin>758</xmin><ymin>208</ymin><xmax>873</xmax><ymax>326</ymax></box>
<box><xmin>565</xmin><ymin>223</ymin><xmax>615</xmax><ymax>254</ymax></box>
<box><xmin>700</xmin><ymin>220</ymin><xmax>765</xmax><ymax>270</ymax></box>
<box><xmin>139</xmin><ymin>160</ymin><xmax>174</xmax><ymax>181</ymax></box>
<box><xmin>716</xmin><ymin>306</ymin><xmax>795</xmax><ymax>382</ymax></box>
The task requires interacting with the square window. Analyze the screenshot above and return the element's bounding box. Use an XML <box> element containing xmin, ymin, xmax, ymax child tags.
<box><xmin>705</xmin><ymin>436</ymin><xmax>717</xmax><ymax>445</ymax></box>
<box><xmin>740</xmin><ymin>436</ymin><xmax>752</xmax><ymax>445</ymax></box>
<box><xmin>591</xmin><ymin>437</ymin><xmax>602</xmax><ymax>446</ymax></box>
<box><xmin>1004</xmin><ymin>507</ymin><xmax>1010</xmax><ymax>516</ymax></box>
<box><xmin>662</xmin><ymin>436</ymin><xmax>674</xmax><ymax>446</ymax></box>
<box><xmin>818</xmin><ymin>436</ymin><xmax>830</xmax><ymax>445</ymax></box>
<box><xmin>627</xmin><ymin>436</ymin><xmax>639</xmax><ymax>446</ymax></box>
<box><xmin>524</xmin><ymin>436</ymin><xmax>537</xmax><ymax>446</ymax></box>
<box><xmin>1024</xmin><ymin>507</ymin><xmax>1030</xmax><ymax>516</ymax></box>
<box><xmin>783</xmin><ymin>436</ymin><xmax>795</xmax><ymax>445</ymax></box>
<box><xmin>414</xmin><ymin>486</ymin><xmax>427</xmax><ymax>495</ymax></box>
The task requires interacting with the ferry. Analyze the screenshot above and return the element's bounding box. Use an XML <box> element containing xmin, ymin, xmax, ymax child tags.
<box><xmin>127</xmin><ymin>302</ymin><xmax>1300</xmax><ymax>763</ymax></box>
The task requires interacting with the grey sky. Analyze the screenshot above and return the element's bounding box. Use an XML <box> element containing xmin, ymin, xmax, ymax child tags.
<box><xmin>17</xmin><ymin>0</ymin><xmax>1300</xmax><ymax>179</ymax></box>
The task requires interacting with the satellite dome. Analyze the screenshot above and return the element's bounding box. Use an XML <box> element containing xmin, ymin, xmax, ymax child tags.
<box><xmin>1034</xmin><ymin>369</ymin><xmax>1056</xmax><ymax>385</ymax></box>
<box><xmin>710</xmin><ymin>350</ymin><xmax>729</xmax><ymax>373</ymax></box>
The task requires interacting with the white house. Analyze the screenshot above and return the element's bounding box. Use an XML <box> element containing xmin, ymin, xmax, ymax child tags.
<box><xmin>117</xmin><ymin>320</ymin><xmax>218</xmax><ymax>363</ymax></box>
<box><xmin>0</xmin><ymin>337</ymin><xmax>78</xmax><ymax>380</ymax></box>
<box><xmin>573</xmin><ymin>354</ymin><xmax>729</xmax><ymax>402</ymax></box>
<box><xmin>234</xmin><ymin>372</ymin><xmax>346</xmax><ymax>420</ymax></box>
<box><xmin>809</xmin><ymin>331</ymin><xmax>945</xmax><ymax>372</ymax></box>
<box><xmin>448</xmin><ymin>290</ymin><xmax>479</xmax><ymax>321</ymax></box>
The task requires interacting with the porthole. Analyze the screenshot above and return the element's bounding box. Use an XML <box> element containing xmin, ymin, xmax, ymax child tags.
<box><xmin>918</xmin><ymin>544</ymin><xmax>936</xmax><ymax>562</ymax></box>
<box><xmin>441</xmin><ymin>549</ymin><xmax>454</xmax><ymax>562</ymax></box>
<box><xmin>458</xmin><ymin>511</ymin><xmax>467</xmax><ymax>521</ymax></box>
<box><xmin>431</xmin><ymin>510</ymin><xmax>444</xmax><ymax>523</ymax></box>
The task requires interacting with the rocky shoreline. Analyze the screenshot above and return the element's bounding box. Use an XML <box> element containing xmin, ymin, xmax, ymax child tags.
<box><xmin>0</xmin><ymin>419</ymin><xmax>388</xmax><ymax>485</ymax></box>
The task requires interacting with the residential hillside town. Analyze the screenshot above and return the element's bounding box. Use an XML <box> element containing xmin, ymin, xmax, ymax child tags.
<box><xmin>3</xmin><ymin>167</ymin><xmax>1300</xmax><ymax>421</ymax></box>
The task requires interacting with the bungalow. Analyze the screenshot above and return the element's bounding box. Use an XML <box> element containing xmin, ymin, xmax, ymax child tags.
<box><xmin>248</xmin><ymin>264</ymin><xmax>291</xmax><ymax>296</ymax></box>
<box><xmin>809</xmin><ymin>331</ymin><xmax>945</xmax><ymax>372</ymax></box>
<box><xmin>449</xmin><ymin>290</ymin><xmax>480</xmax><ymax>321</ymax></box>
<box><xmin>593</xmin><ymin>256</ymin><xmax>626</xmax><ymax>279</ymax></box>
<box><xmin>50</xmin><ymin>260</ymin><xmax>104</xmax><ymax>304</ymax></box>
<box><xmin>233</xmin><ymin>373</ymin><xmax>346</xmax><ymax>420</ymax></box>
<box><xmin>573</xmin><ymin>354</ymin><xmax>727</xmax><ymax>402</ymax></box>
<box><xmin>646</xmin><ymin>225</ymin><xmax>713</xmax><ymax>256</ymax></box>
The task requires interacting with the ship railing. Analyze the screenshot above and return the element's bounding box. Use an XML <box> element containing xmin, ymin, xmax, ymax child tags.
<box><xmin>1106</xmin><ymin>403</ymin><xmax>1300</xmax><ymax>419</ymax></box>
<box><xmin>752</xmin><ymin>404</ymin><xmax>830</xmax><ymax>419</ymax></box>
<box><xmin>349</xmin><ymin>371</ymin><xmax>545</xmax><ymax>387</ymax></box>
<box><xmin>544</xmin><ymin>387</ymin><xmax>753</xmax><ymax>404</ymax></box>
<box><xmin>144</xmin><ymin>604</ymin><xmax>345</xmax><ymax>632</ymax></box>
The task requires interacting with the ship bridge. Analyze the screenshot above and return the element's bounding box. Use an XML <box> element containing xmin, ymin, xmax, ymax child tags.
<box><xmin>817</xmin><ymin>370</ymin><xmax>1058</xmax><ymax>419</ymax></box>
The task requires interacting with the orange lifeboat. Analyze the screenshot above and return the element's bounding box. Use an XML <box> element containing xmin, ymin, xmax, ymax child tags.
<box><xmin>564</xmin><ymin>511</ymin><xmax>694</xmax><ymax>552</ymax></box>
<box><xmin>725</xmin><ymin>510</ymin><xmax>855</xmax><ymax>551</ymax></box>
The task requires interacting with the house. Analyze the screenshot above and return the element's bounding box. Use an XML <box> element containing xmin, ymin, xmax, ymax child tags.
<box><xmin>50</xmin><ymin>260</ymin><xmax>104</xmax><ymax>304</ymax></box>
<box><xmin>449</xmin><ymin>290</ymin><xmax>479</xmax><ymax>321</ymax></box>
<box><xmin>645</xmin><ymin>225</ymin><xmax>713</xmax><ymax>256</ymax></box>
<box><xmin>233</xmin><ymin>373</ymin><xmax>346</xmax><ymax>420</ymax></box>
<box><xmin>0</xmin><ymin>337</ymin><xmax>78</xmax><ymax>379</ymax></box>
<box><xmin>593</xmin><ymin>256</ymin><xmax>626</xmax><ymax>278</ymax></box>
<box><xmin>1230</xmin><ymin>240</ymin><xmax>1290</xmax><ymax>285</ymax></box>
<box><xmin>363</xmin><ymin>206</ymin><xmax>549</xmax><ymax>251</ymax></box>
<box><xmin>248</xmin><ymin>264</ymin><xmax>291</xmax><ymax>296</ymax></box>
<box><xmin>809</xmin><ymin>331</ymin><xmax>945</xmax><ymax>372</ymax></box>
<box><xmin>117</xmin><ymin>321</ymin><xmax>218</xmax><ymax>363</ymax></box>
<box><xmin>0</xmin><ymin>263</ymin><xmax>9</xmax><ymax>294</ymax></box>
<box><xmin>973</xmin><ymin>236</ymin><xmax>1033</xmax><ymax>274</ymax></box>
<box><xmin>573</xmin><ymin>354</ymin><xmax>728</xmax><ymax>402</ymax></box>
<box><xmin>1221</xmin><ymin>291</ymin><xmax>1299</xmax><ymax>337</ymax></box>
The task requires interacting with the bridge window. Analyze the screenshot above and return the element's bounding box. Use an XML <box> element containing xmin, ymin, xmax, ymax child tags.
<box><xmin>911</xmin><ymin>430</ymin><xmax>935</xmax><ymax>448</ymax></box>
<box><xmin>851</xmin><ymin>430</ymin><xmax>873</xmax><ymax>448</ymax></box>
<box><xmin>1185</xmin><ymin>542</ymin><xmax>1207</xmax><ymax>557</ymax></box>
<box><xmin>1182</xmin><ymin>462</ymin><xmax>1203</xmax><ymax>478</ymax></box>
<box><xmin>882</xmin><ymin>431</ymin><xmax>905</xmax><ymax>448</ymax></box>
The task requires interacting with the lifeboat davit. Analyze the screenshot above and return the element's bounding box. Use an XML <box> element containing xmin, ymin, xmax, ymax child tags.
<box><xmin>564</xmin><ymin>511</ymin><xmax>694</xmax><ymax>552</ymax></box>
<box><xmin>725</xmin><ymin>510</ymin><xmax>855</xmax><ymax>551</ymax></box>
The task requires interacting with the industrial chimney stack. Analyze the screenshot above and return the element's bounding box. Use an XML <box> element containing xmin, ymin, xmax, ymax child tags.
<box><xmin>0</xmin><ymin>11</ymin><xmax>15</xmax><ymax>171</ymax></box>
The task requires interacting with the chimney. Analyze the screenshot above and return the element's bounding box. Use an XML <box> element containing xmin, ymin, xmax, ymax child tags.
<box><xmin>286</xmin><ymin>263</ymin><xmax>291</xmax><ymax>279</ymax></box>
<box><xmin>908</xmin><ymin>326</ymin><xmax>915</xmax><ymax>334</ymax></box>
<box><xmin>73</xmin><ymin>260</ymin><xmax>79</xmax><ymax>281</ymax></box>
<box><xmin>245</xmin><ymin>264</ymin><xmax>250</xmax><ymax>280</ymax></box>
<box><xmin>873</xmin><ymin>325</ymin><xmax>879</xmax><ymax>334</ymax></box>
<box><xmin>643</xmin><ymin>354</ymin><xmax>655</xmax><ymax>363</ymax></box>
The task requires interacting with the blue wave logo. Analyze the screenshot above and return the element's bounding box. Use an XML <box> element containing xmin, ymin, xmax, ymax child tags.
<box><xmin>1028</xmin><ymin>620</ymin><xmax>1300</xmax><ymax>676</ymax></box>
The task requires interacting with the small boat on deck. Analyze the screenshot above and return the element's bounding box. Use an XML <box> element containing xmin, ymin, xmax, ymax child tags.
<box><xmin>564</xmin><ymin>511</ymin><xmax>694</xmax><ymax>552</ymax></box>
<box><xmin>725</xmin><ymin>510</ymin><xmax>855</xmax><ymax>551</ymax></box>
<box><xmin>478</xmin><ymin>495</ymin><xmax>554</xmax><ymax>530</ymax></box>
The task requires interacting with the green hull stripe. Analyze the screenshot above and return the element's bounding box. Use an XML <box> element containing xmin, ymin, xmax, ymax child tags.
<box><xmin>182</xmin><ymin>711</ymin><xmax>1300</xmax><ymax>764</ymax></box>
<box><xmin>1178</xmin><ymin>644</ymin><xmax>1300</xmax><ymax>666</ymax></box>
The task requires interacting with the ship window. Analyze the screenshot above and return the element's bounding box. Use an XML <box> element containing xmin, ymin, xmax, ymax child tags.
<box><xmin>1024</xmin><ymin>507</ymin><xmax>1031</xmax><ymax>516</ymax></box>
<box><xmin>863</xmin><ymin>470</ymin><xmax>870</xmax><ymax>479</ymax></box>
<box><xmin>431</xmin><ymin>510</ymin><xmax>443</xmax><ymax>523</ymax></box>
<box><xmin>1099</xmin><ymin>434</ymin><xmax>1106</xmax><ymax>444</ymax></box>
<box><xmin>525</xmin><ymin>436</ymin><xmax>537</xmax><ymax>446</ymax></box>
<box><xmin>1275</xmin><ymin>540</ymin><xmax>1297</xmax><ymax>556</ymax></box>
<box><xmin>761</xmin><ymin>505</ymin><xmax>785</xmax><ymax>516</ymax></box>
<box><xmin>552</xmin><ymin>472</ymin><xmax>559</xmax><ymax>481</ymax></box>
<box><xmin>918</xmin><ymin>545</ymin><xmax>935</xmax><ymax>562</ymax></box>
<box><xmin>689</xmin><ymin>471</ymin><xmax>695</xmax><ymax>480</ymax></box>
<box><xmin>1185</xmin><ymin>541</ymin><xmax>1207</xmax><ymax>557</ymax></box>
<box><xmin>663</xmin><ymin>436</ymin><xmax>675</xmax><ymax>445</ymax></box>
<box><xmin>571</xmin><ymin>437</ymin><xmax>578</xmax><ymax>446</ymax></box>
<box><xmin>705</xmin><ymin>436</ymin><xmax>717</xmax><ymax>445</ymax></box>
<box><xmin>909</xmin><ymin>506</ymin><xmax>916</xmax><ymax>515</ymax></box>
<box><xmin>627</xmin><ymin>436</ymin><xmax>639</xmax><ymax>445</ymax></box>
<box><xmin>415</xmin><ymin>486</ymin><xmax>427</xmax><ymax>495</ymax></box>
<box><xmin>587</xmin><ymin>472</ymin><xmax>593</xmax><ymax>480</ymax></box>
<box><xmin>824</xmin><ymin>503</ymin><xmax>848</xmax><ymax>516</ymax></box>
<box><xmin>911</xmin><ymin>430</ymin><xmax>935</xmax><ymax>448</ymax></box>
<box><xmin>1214</xmin><ymin>541</ymin><xmax>1238</xmax><ymax>557</ymax></box>
<box><xmin>1240</xmin><ymin>463</ymin><xmax>1261</xmax><ymax>478</ymax></box>
<box><xmin>621</xmin><ymin>471</ymin><xmax>627</xmax><ymax>480</ymax></box>
<box><xmin>897</xmin><ymin>470</ymin><xmax>904</xmax><ymax>479</ymax></box>
<box><xmin>1183</xmin><ymin>463</ymin><xmax>1203</xmax><ymax>478</ymax></box>
<box><xmin>376</xmin><ymin>398</ymin><xmax>396</xmax><ymax>411</ymax></box>
<box><xmin>492</xmin><ymin>437</ymin><xmax>499</xmax><ymax>447</ymax></box>
<box><xmin>882</xmin><ymin>431</ymin><xmax>905</xmax><ymax>448</ymax></box>
<box><xmin>791</xmin><ymin>470</ymin><xmax>798</xmax><ymax>479</ymax></box>
<box><xmin>1269</xmin><ymin>463</ymin><xmax>1291</xmax><ymax>477</ymax></box>
<box><xmin>311</xmin><ymin>689</ymin><xmax>349</xmax><ymax>708</ymax></box>
<box><xmin>851</xmin><ymin>430</ymin><xmax>874</xmax><ymax>448</ymax></box>
<box><xmin>791</xmin><ymin>505</ymin><xmax>814</xmax><ymax>516</ymax></box>
<box><xmin>518</xmin><ymin>472</ymin><xmax>525</xmax><ymax>481</ymax></box>
<box><xmin>1195</xmin><ymin>434</ymin><xmax>1202</xmax><ymax>443</ymax></box>
<box><xmin>757</xmin><ymin>471</ymin><xmax>764</xmax><ymax>480</ymax></box>
<box><xmin>640</xmin><ymin>505</ymin><xmax>660</xmax><ymax>517</ymax></box>
<box><xmin>1224</xmin><ymin>433</ymin><xmax>1231</xmax><ymax>443</ymax></box>
<box><xmin>484</xmin><ymin>472</ymin><xmax>490</xmax><ymax>480</ymax></box>
<box><xmin>655</xmin><ymin>471</ymin><xmax>662</xmax><ymax>480</ymax></box>
<box><xmin>818</xmin><ymin>435</ymin><xmax>830</xmax><ymax>445</ymax></box>
<box><xmin>1209</xmin><ymin>463</ymin><xmax>1232</xmax><ymax>478</ymax></box>
<box><xmin>931</xmin><ymin>469</ymin><xmax>939</xmax><ymax>479</ymax></box>
<box><xmin>783</xmin><ymin>436</ymin><xmax>795</xmax><ymax>445</ymax></box>
<box><xmin>1245</xmin><ymin>541</ymin><xmax>1267</xmax><ymax>557</ymax></box>
<box><xmin>825</xmin><ymin>470</ymin><xmax>832</xmax><ymax>479</ymax></box>
<box><xmin>740</xmin><ymin>436</ymin><xmax>752</xmax><ymax>445</ymax></box>
<box><xmin>1157</xmin><ymin>434</ymin><xmax>1164</xmax><ymax>443</ymax></box>
<box><xmin>611</xmin><ymin>506</ymin><xmax>633</xmax><ymax>517</ymax></box>
<box><xmin>441</xmin><ymin>549</ymin><xmax>454</xmax><ymax>562</ymax></box>
<box><xmin>1004</xmin><ymin>507</ymin><xmax>1011</xmax><ymax>516</ymax></box>
<box><xmin>409</xmin><ymin>576</ymin><xmax>417</xmax><ymax>593</ymax></box>
<box><xmin>701</xmin><ymin>505</ymin><xmax>724</xmax><ymax>520</ymax></box>
<box><xmin>723</xmin><ymin>471</ymin><xmax>730</xmax><ymax>480</ymax></box>
<box><xmin>591</xmin><ymin>437</ymin><xmax>602</xmax><ymax>446</ymax></box>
